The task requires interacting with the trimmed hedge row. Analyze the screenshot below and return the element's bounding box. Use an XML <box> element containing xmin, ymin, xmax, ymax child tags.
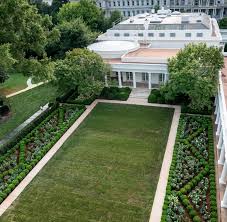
<box><xmin>0</xmin><ymin>104</ymin><xmax>86</xmax><ymax>204</ymax></box>
<box><xmin>161</xmin><ymin>114</ymin><xmax>217</xmax><ymax>222</ymax></box>
<box><xmin>0</xmin><ymin>103</ymin><xmax>59</xmax><ymax>155</ymax></box>
<box><xmin>148</xmin><ymin>89</ymin><xmax>213</xmax><ymax>115</ymax></box>
<box><xmin>99</xmin><ymin>87</ymin><xmax>131</xmax><ymax>101</ymax></box>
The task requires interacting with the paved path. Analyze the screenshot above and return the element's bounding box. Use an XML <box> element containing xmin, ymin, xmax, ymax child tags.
<box><xmin>0</xmin><ymin>99</ymin><xmax>181</xmax><ymax>220</ymax></box>
<box><xmin>6</xmin><ymin>79</ymin><xmax>44</xmax><ymax>98</ymax></box>
<box><xmin>0</xmin><ymin>104</ymin><xmax>49</xmax><ymax>147</ymax></box>
<box><xmin>128</xmin><ymin>88</ymin><xmax>151</xmax><ymax>99</ymax></box>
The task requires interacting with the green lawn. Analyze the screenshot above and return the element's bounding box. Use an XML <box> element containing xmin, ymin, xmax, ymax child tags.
<box><xmin>0</xmin><ymin>73</ymin><xmax>28</xmax><ymax>96</ymax></box>
<box><xmin>1</xmin><ymin>103</ymin><xmax>174</xmax><ymax>222</ymax></box>
<box><xmin>0</xmin><ymin>83</ymin><xmax>60</xmax><ymax>139</ymax></box>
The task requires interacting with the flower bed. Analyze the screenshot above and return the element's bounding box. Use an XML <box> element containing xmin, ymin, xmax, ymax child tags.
<box><xmin>0</xmin><ymin>103</ymin><xmax>85</xmax><ymax>204</ymax></box>
<box><xmin>161</xmin><ymin>114</ymin><xmax>217</xmax><ymax>222</ymax></box>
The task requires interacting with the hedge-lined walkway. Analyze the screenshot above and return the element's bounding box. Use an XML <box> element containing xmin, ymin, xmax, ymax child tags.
<box><xmin>1</xmin><ymin>102</ymin><xmax>174</xmax><ymax>222</ymax></box>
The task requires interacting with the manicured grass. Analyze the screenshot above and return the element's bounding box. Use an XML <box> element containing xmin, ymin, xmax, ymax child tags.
<box><xmin>0</xmin><ymin>73</ymin><xmax>28</xmax><ymax>96</ymax></box>
<box><xmin>0</xmin><ymin>83</ymin><xmax>60</xmax><ymax>139</ymax></box>
<box><xmin>1</xmin><ymin>103</ymin><xmax>174</xmax><ymax>222</ymax></box>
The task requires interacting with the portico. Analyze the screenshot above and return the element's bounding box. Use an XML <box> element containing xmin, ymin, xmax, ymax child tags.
<box><xmin>111</xmin><ymin>71</ymin><xmax>167</xmax><ymax>89</ymax></box>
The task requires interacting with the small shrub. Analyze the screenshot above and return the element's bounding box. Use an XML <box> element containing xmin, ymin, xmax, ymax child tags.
<box><xmin>193</xmin><ymin>216</ymin><xmax>201</xmax><ymax>222</ymax></box>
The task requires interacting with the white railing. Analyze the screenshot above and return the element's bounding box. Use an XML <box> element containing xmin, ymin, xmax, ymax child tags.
<box><xmin>216</xmin><ymin>72</ymin><xmax>227</xmax><ymax>161</ymax></box>
<box><xmin>215</xmin><ymin>71</ymin><xmax>227</xmax><ymax>208</ymax></box>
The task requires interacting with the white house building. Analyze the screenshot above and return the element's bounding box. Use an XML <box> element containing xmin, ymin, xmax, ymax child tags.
<box><xmin>88</xmin><ymin>9</ymin><xmax>222</xmax><ymax>89</ymax></box>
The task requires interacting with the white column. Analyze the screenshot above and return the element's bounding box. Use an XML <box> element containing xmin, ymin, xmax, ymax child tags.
<box><xmin>215</xmin><ymin>109</ymin><xmax>220</xmax><ymax>125</ymax></box>
<box><xmin>218</xmin><ymin>144</ymin><xmax>225</xmax><ymax>165</ymax></box>
<box><xmin>164</xmin><ymin>73</ymin><xmax>167</xmax><ymax>83</ymax></box>
<box><xmin>221</xmin><ymin>186</ymin><xmax>227</xmax><ymax>208</ymax></box>
<box><xmin>148</xmin><ymin>73</ymin><xmax>151</xmax><ymax>90</ymax></box>
<box><xmin>220</xmin><ymin>161</ymin><xmax>227</xmax><ymax>184</ymax></box>
<box><xmin>133</xmin><ymin>72</ymin><xmax>136</xmax><ymax>88</ymax></box>
<box><xmin>216</xmin><ymin>119</ymin><xmax>221</xmax><ymax>136</ymax></box>
<box><xmin>118</xmin><ymin>71</ymin><xmax>122</xmax><ymax>88</ymax></box>
<box><xmin>217</xmin><ymin>133</ymin><xmax>223</xmax><ymax>150</ymax></box>
<box><xmin>105</xmin><ymin>75</ymin><xmax>108</xmax><ymax>87</ymax></box>
<box><xmin>214</xmin><ymin>99</ymin><xmax>218</xmax><ymax>114</ymax></box>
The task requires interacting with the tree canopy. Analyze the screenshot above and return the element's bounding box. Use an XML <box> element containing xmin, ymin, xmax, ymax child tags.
<box><xmin>0</xmin><ymin>0</ymin><xmax>59</xmax><ymax>81</ymax></box>
<box><xmin>218</xmin><ymin>17</ymin><xmax>227</xmax><ymax>29</ymax></box>
<box><xmin>161</xmin><ymin>43</ymin><xmax>224</xmax><ymax>111</ymax></box>
<box><xmin>57</xmin><ymin>0</ymin><xmax>106</xmax><ymax>32</ymax></box>
<box><xmin>0</xmin><ymin>44</ymin><xmax>16</xmax><ymax>83</ymax></box>
<box><xmin>47</xmin><ymin>19</ymin><xmax>97</xmax><ymax>59</ymax></box>
<box><xmin>54</xmin><ymin>48</ymin><xmax>110</xmax><ymax>98</ymax></box>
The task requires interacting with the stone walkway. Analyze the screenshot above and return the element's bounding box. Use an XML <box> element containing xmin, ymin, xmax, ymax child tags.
<box><xmin>6</xmin><ymin>78</ymin><xmax>44</xmax><ymax>98</ymax></box>
<box><xmin>0</xmin><ymin>104</ymin><xmax>49</xmax><ymax>147</ymax></box>
<box><xmin>127</xmin><ymin>88</ymin><xmax>151</xmax><ymax>103</ymax></box>
<box><xmin>0</xmin><ymin>99</ymin><xmax>181</xmax><ymax>221</ymax></box>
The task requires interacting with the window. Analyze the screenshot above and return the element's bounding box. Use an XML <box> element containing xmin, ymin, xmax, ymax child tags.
<box><xmin>114</xmin><ymin>33</ymin><xmax>120</xmax><ymax>37</ymax></box>
<box><xmin>137</xmin><ymin>10</ymin><xmax>140</xmax><ymax>14</ymax></box>
<box><xmin>124</xmin><ymin>33</ymin><xmax>130</xmax><ymax>36</ymax></box>
<box><xmin>159</xmin><ymin>73</ymin><xmax>163</xmax><ymax>82</ymax></box>
<box><xmin>142</xmin><ymin>10</ymin><xmax>145</xmax><ymax>13</ymax></box>
<box><xmin>123</xmin><ymin>11</ymin><xmax>126</xmax><ymax>16</ymax></box>
<box><xmin>141</xmin><ymin>0</ymin><xmax>144</xmax><ymax>5</ymax></box>
<box><xmin>197</xmin><ymin>33</ymin><xmax>203</xmax><ymax>37</ymax></box>
<box><xmin>147</xmin><ymin>0</ymin><xmax>149</xmax><ymax>5</ymax></box>
<box><xmin>164</xmin><ymin>0</ymin><xmax>166</xmax><ymax>5</ymax></box>
<box><xmin>137</xmin><ymin>0</ymin><xmax>139</xmax><ymax>5</ymax></box>
<box><xmin>127</xmin><ymin>1</ymin><xmax>130</xmax><ymax>5</ymax></box>
<box><xmin>99</xmin><ymin>2</ymin><xmax>102</xmax><ymax>7</ymax></box>
<box><xmin>138</xmin><ymin>33</ymin><xmax>144</xmax><ymax>37</ymax></box>
<box><xmin>170</xmin><ymin>33</ymin><xmax>176</xmax><ymax>37</ymax></box>
<box><xmin>123</xmin><ymin>1</ymin><xmax>125</xmax><ymax>5</ymax></box>
<box><xmin>132</xmin><ymin>0</ymin><xmax>134</xmax><ymax>5</ymax></box>
<box><xmin>118</xmin><ymin>1</ymin><xmax>120</xmax><ymax>6</ymax></box>
<box><xmin>142</xmin><ymin>73</ymin><xmax>148</xmax><ymax>81</ymax></box>
<box><xmin>128</xmin><ymin>11</ymin><xmax>130</xmax><ymax>16</ymax></box>
<box><xmin>159</xmin><ymin>33</ymin><xmax>165</xmax><ymax>37</ymax></box>
<box><xmin>132</xmin><ymin>11</ymin><xmax>135</xmax><ymax>15</ymax></box>
<box><xmin>148</xmin><ymin>33</ymin><xmax>154</xmax><ymax>37</ymax></box>
<box><xmin>113</xmin><ymin>1</ymin><xmax>116</xmax><ymax>6</ymax></box>
<box><xmin>185</xmin><ymin>33</ymin><xmax>191</xmax><ymax>37</ymax></box>
<box><xmin>126</xmin><ymin>72</ymin><xmax>133</xmax><ymax>81</ymax></box>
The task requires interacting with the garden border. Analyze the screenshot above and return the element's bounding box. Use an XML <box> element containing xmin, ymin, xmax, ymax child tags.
<box><xmin>0</xmin><ymin>99</ymin><xmax>181</xmax><ymax>219</ymax></box>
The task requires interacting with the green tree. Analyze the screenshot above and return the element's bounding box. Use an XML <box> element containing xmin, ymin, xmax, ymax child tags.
<box><xmin>0</xmin><ymin>44</ymin><xmax>16</xmax><ymax>83</ymax></box>
<box><xmin>107</xmin><ymin>10</ymin><xmax>122</xmax><ymax>28</ymax></box>
<box><xmin>54</xmin><ymin>48</ymin><xmax>110</xmax><ymax>98</ymax></box>
<box><xmin>218</xmin><ymin>17</ymin><xmax>227</xmax><ymax>29</ymax></box>
<box><xmin>29</xmin><ymin>0</ymin><xmax>52</xmax><ymax>15</ymax></box>
<box><xmin>57</xmin><ymin>0</ymin><xmax>106</xmax><ymax>32</ymax></box>
<box><xmin>0</xmin><ymin>0</ymin><xmax>59</xmax><ymax>80</ymax></box>
<box><xmin>161</xmin><ymin>43</ymin><xmax>224</xmax><ymax>111</ymax></box>
<box><xmin>154</xmin><ymin>5</ymin><xmax>160</xmax><ymax>13</ymax></box>
<box><xmin>47</xmin><ymin>19</ymin><xmax>97</xmax><ymax>58</ymax></box>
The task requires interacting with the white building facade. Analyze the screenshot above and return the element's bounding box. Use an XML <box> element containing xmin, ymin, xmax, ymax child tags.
<box><xmin>88</xmin><ymin>10</ymin><xmax>222</xmax><ymax>89</ymax></box>
<box><xmin>46</xmin><ymin>0</ymin><xmax>227</xmax><ymax>19</ymax></box>
<box><xmin>97</xmin><ymin>0</ymin><xmax>227</xmax><ymax>19</ymax></box>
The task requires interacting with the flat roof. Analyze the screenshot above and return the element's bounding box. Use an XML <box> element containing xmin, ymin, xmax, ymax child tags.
<box><xmin>104</xmin><ymin>48</ymin><xmax>179</xmax><ymax>65</ymax></box>
<box><xmin>124</xmin><ymin>48</ymin><xmax>179</xmax><ymax>58</ymax></box>
<box><xmin>111</xmin><ymin>12</ymin><xmax>211</xmax><ymax>31</ymax></box>
<box><xmin>88</xmin><ymin>41</ymin><xmax>139</xmax><ymax>52</ymax></box>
